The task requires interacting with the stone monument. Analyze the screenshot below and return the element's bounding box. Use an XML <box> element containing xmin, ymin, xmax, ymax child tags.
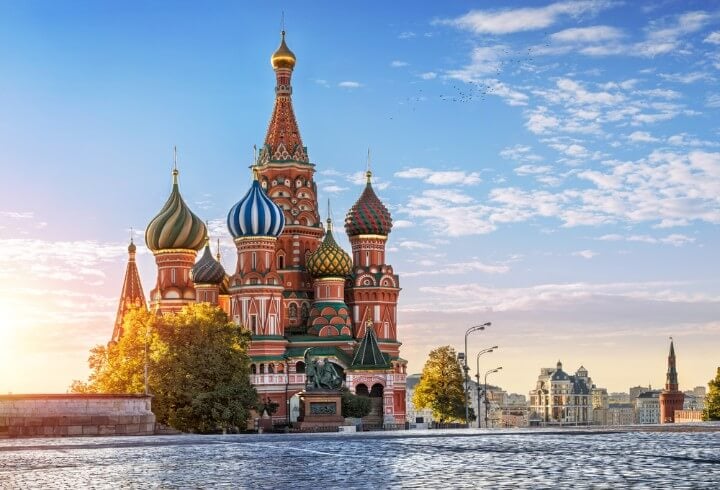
<box><xmin>296</xmin><ymin>349</ymin><xmax>345</xmax><ymax>429</ymax></box>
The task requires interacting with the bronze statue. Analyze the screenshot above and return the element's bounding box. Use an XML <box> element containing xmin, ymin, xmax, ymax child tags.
<box><xmin>303</xmin><ymin>348</ymin><xmax>342</xmax><ymax>390</ymax></box>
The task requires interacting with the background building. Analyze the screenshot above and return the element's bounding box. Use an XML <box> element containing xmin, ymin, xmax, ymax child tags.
<box><xmin>636</xmin><ymin>390</ymin><xmax>661</xmax><ymax>424</ymax></box>
<box><xmin>529</xmin><ymin>362</ymin><xmax>594</xmax><ymax>425</ymax></box>
<box><xmin>608</xmin><ymin>403</ymin><xmax>635</xmax><ymax>425</ymax></box>
<box><xmin>659</xmin><ymin>340</ymin><xmax>684</xmax><ymax>423</ymax></box>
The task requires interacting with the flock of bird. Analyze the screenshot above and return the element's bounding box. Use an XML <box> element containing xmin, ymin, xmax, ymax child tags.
<box><xmin>388</xmin><ymin>34</ymin><xmax>551</xmax><ymax>120</ymax></box>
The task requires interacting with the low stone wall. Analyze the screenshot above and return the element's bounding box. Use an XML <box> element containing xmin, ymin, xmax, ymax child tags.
<box><xmin>0</xmin><ymin>394</ymin><xmax>155</xmax><ymax>438</ymax></box>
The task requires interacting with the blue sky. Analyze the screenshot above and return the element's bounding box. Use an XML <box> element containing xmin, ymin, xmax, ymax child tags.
<box><xmin>1</xmin><ymin>0</ymin><xmax>718</xmax><ymax>394</ymax></box>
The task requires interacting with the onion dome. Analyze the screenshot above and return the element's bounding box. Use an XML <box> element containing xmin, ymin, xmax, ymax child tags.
<box><xmin>128</xmin><ymin>239</ymin><xmax>137</xmax><ymax>254</ymax></box>
<box><xmin>306</xmin><ymin>219</ymin><xmax>352</xmax><ymax>278</ymax></box>
<box><xmin>145</xmin><ymin>169</ymin><xmax>207</xmax><ymax>252</ymax></box>
<box><xmin>227</xmin><ymin>174</ymin><xmax>285</xmax><ymax>238</ymax></box>
<box><xmin>190</xmin><ymin>239</ymin><xmax>225</xmax><ymax>285</ymax></box>
<box><xmin>345</xmin><ymin>170</ymin><xmax>393</xmax><ymax>236</ymax></box>
<box><xmin>271</xmin><ymin>31</ymin><xmax>296</xmax><ymax>70</ymax></box>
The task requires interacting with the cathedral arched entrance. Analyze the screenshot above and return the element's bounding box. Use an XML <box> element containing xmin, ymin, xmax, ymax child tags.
<box><xmin>355</xmin><ymin>383</ymin><xmax>369</xmax><ymax>397</ymax></box>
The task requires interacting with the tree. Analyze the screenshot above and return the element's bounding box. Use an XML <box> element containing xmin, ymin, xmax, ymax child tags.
<box><xmin>413</xmin><ymin>345</ymin><xmax>471</xmax><ymax>423</ymax></box>
<box><xmin>341</xmin><ymin>388</ymin><xmax>372</xmax><ymax>418</ymax></box>
<box><xmin>72</xmin><ymin>303</ymin><xmax>258</xmax><ymax>433</ymax></box>
<box><xmin>703</xmin><ymin>367</ymin><xmax>720</xmax><ymax>421</ymax></box>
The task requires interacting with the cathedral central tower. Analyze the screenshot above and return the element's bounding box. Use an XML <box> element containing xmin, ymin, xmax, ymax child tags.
<box><xmin>255</xmin><ymin>31</ymin><xmax>323</xmax><ymax>332</ymax></box>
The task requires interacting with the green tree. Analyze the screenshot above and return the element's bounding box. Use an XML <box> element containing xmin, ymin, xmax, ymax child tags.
<box><xmin>341</xmin><ymin>388</ymin><xmax>372</xmax><ymax>418</ymax></box>
<box><xmin>703</xmin><ymin>367</ymin><xmax>720</xmax><ymax>421</ymax></box>
<box><xmin>413</xmin><ymin>345</ymin><xmax>470</xmax><ymax>423</ymax></box>
<box><xmin>72</xmin><ymin>304</ymin><xmax>257</xmax><ymax>433</ymax></box>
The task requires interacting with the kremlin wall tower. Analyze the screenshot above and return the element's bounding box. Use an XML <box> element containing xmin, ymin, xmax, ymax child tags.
<box><xmin>111</xmin><ymin>31</ymin><xmax>407</xmax><ymax>425</ymax></box>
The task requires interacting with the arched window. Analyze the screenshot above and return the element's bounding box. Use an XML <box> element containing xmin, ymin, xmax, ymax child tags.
<box><xmin>278</xmin><ymin>254</ymin><xmax>285</xmax><ymax>269</ymax></box>
<box><xmin>289</xmin><ymin>303</ymin><xmax>298</xmax><ymax>318</ymax></box>
<box><xmin>268</xmin><ymin>364</ymin><xmax>275</xmax><ymax>374</ymax></box>
<box><xmin>251</xmin><ymin>364</ymin><xmax>257</xmax><ymax>374</ymax></box>
<box><xmin>356</xmin><ymin>384</ymin><xmax>369</xmax><ymax>397</ymax></box>
<box><xmin>259</xmin><ymin>363</ymin><xmax>266</xmax><ymax>374</ymax></box>
<box><xmin>295</xmin><ymin>361</ymin><xmax>306</xmax><ymax>374</ymax></box>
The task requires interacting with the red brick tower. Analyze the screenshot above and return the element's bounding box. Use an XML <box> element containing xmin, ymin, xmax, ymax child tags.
<box><xmin>227</xmin><ymin>172</ymin><xmax>287</xmax><ymax>361</ymax></box>
<box><xmin>255</xmin><ymin>31</ymin><xmax>323</xmax><ymax>334</ymax></box>
<box><xmin>145</xmin><ymin>165</ymin><xmax>207</xmax><ymax>314</ymax></box>
<box><xmin>110</xmin><ymin>238</ymin><xmax>146</xmax><ymax>343</ymax></box>
<box><xmin>344</xmin><ymin>168</ymin><xmax>407</xmax><ymax>424</ymax></box>
<box><xmin>659</xmin><ymin>338</ymin><xmax>685</xmax><ymax>423</ymax></box>
<box><xmin>344</xmin><ymin>169</ymin><xmax>402</xmax><ymax>359</ymax></box>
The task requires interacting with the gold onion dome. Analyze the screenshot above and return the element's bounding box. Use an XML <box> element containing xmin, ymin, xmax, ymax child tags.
<box><xmin>271</xmin><ymin>31</ymin><xmax>296</xmax><ymax>70</ymax></box>
<box><xmin>145</xmin><ymin>169</ymin><xmax>207</xmax><ymax>252</ymax></box>
<box><xmin>190</xmin><ymin>239</ymin><xmax>226</xmax><ymax>285</ymax></box>
<box><xmin>306</xmin><ymin>219</ymin><xmax>352</xmax><ymax>278</ymax></box>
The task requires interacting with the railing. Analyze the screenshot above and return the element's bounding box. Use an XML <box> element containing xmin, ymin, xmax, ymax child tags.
<box><xmin>250</xmin><ymin>374</ymin><xmax>306</xmax><ymax>385</ymax></box>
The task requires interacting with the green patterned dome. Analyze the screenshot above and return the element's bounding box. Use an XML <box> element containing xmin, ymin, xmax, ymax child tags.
<box><xmin>306</xmin><ymin>219</ymin><xmax>352</xmax><ymax>278</ymax></box>
<box><xmin>145</xmin><ymin>169</ymin><xmax>207</xmax><ymax>252</ymax></box>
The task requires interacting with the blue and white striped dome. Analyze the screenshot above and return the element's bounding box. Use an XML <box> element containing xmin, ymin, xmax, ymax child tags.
<box><xmin>227</xmin><ymin>179</ymin><xmax>285</xmax><ymax>238</ymax></box>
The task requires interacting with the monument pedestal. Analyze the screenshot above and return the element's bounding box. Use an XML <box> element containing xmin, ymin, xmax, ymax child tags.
<box><xmin>296</xmin><ymin>390</ymin><xmax>344</xmax><ymax>430</ymax></box>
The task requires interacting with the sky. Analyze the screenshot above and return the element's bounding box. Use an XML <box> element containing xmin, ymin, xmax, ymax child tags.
<box><xmin>1</xmin><ymin>0</ymin><xmax>719</xmax><ymax>395</ymax></box>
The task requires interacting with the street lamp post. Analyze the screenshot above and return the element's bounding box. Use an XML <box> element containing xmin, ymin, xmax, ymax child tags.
<box><xmin>463</xmin><ymin>322</ymin><xmax>491</xmax><ymax>427</ymax></box>
<box><xmin>475</xmin><ymin>346</ymin><xmax>498</xmax><ymax>428</ymax></box>
<box><xmin>484</xmin><ymin>367</ymin><xmax>502</xmax><ymax>428</ymax></box>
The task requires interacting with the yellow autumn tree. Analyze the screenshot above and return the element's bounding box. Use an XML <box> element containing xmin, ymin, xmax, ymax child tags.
<box><xmin>71</xmin><ymin>303</ymin><xmax>257</xmax><ymax>433</ymax></box>
<box><xmin>413</xmin><ymin>345</ymin><xmax>472</xmax><ymax>423</ymax></box>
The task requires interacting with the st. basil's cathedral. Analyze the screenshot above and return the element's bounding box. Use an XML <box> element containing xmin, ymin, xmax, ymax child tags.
<box><xmin>111</xmin><ymin>31</ymin><xmax>407</xmax><ymax>425</ymax></box>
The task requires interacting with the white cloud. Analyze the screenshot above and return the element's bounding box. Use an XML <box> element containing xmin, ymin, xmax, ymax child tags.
<box><xmin>628</xmin><ymin>131</ymin><xmax>659</xmax><ymax>143</ymax></box>
<box><xmin>322</xmin><ymin>185</ymin><xmax>349</xmax><ymax>194</ymax></box>
<box><xmin>500</xmin><ymin>145</ymin><xmax>543</xmax><ymax>162</ymax></box>
<box><xmin>707</xmin><ymin>94</ymin><xmax>720</xmax><ymax>108</ymax></box>
<box><xmin>705</xmin><ymin>31</ymin><xmax>720</xmax><ymax>45</ymax></box>
<box><xmin>634</xmin><ymin>11</ymin><xmax>711</xmax><ymax>57</ymax></box>
<box><xmin>405</xmin><ymin>260</ymin><xmax>510</xmax><ymax>276</ymax></box>
<box><xmin>411</xmin><ymin>280</ymin><xmax>719</xmax><ymax>314</ymax></box>
<box><xmin>515</xmin><ymin>165</ymin><xmax>552</xmax><ymax>176</ymax></box>
<box><xmin>598</xmin><ymin>233</ymin><xmax>695</xmax><ymax>246</ymax></box>
<box><xmin>446</xmin><ymin>45</ymin><xmax>506</xmax><ymax>81</ymax></box>
<box><xmin>436</xmin><ymin>1</ymin><xmax>614</xmax><ymax>35</ymax></box>
<box><xmin>391</xmin><ymin>60</ymin><xmax>409</xmax><ymax>68</ymax></box>
<box><xmin>551</xmin><ymin>25</ymin><xmax>623</xmax><ymax>43</ymax></box>
<box><xmin>419</xmin><ymin>72</ymin><xmax>437</xmax><ymax>80</ymax></box>
<box><xmin>573</xmin><ymin>249</ymin><xmax>598</xmax><ymax>259</ymax></box>
<box><xmin>398</xmin><ymin>31</ymin><xmax>416</xmax><ymax>39</ymax></box>
<box><xmin>338</xmin><ymin>81</ymin><xmax>363</xmax><ymax>89</ymax></box>
<box><xmin>398</xmin><ymin>240</ymin><xmax>435</xmax><ymax>250</ymax></box>
<box><xmin>526</xmin><ymin>107</ymin><xmax>560</xmax><ymax>134</ymax></box>
<box><xmin>394</xmin><ymin>167</ymin><xmax>481</xmax><ymax>185</ymax></box>
<box><xmin>659</xmin><ymin>71</ymin><xmax>712</xmax><ymax>84</ymax></box>
<box><xmin>393</xmin><ymin>220</ymin><xmax>414</xmax><ymax>229</ymax></box>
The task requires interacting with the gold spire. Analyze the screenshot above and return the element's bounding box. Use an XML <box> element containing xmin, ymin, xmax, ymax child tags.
<box><xmin>172</xmin><ymin>145</ymin><xmax>179</xmax><ymax>185</ymax></box>
<box><xmin>327</xmin><ymin>199</ymin><xmax>333</xmax><ymax>231</ymax></box>
<box><xmin>366</xmin><ymin>148</ymin><xmax>372</xmax><ymax>184</ymax></box>
<box><xmin>271</xmin><ymin>30</ymin><xmax>296</xmax><ymax>70</ymax></box>
<box><xmin>216</xmin><ymin>238</ymin><xmax>222</xmax><ymax>261</ymax></box>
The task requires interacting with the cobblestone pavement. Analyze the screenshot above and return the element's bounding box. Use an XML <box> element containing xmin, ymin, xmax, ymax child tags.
<box><xmin>1</xmin><ymin>428</ymin><xmax>719</xmax><ymax>488</ymax></box>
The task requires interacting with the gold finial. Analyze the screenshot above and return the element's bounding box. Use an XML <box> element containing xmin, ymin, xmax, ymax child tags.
<box><xmin>326</xmin><ymin>199</ymin><xmax>333</xmax><ymax>231</ymax></box>
<box><xmin>216</xmin><ymin>238</ymin><xmax>221</xmax><ymax>261</ymax></box>
<box><xmin>271</xmin><ymin>24</ymin><xmax>296</xmax><ymax>70</ymax></box>
<box><xmin>130</xmin><ymin>227</ymin><xmax>134</xmax><ymax>243</ymax></box>
<box><xmin>172</xmin><ymin>145</ymin><xmax>179</xmax><ymax>184</ymax></box>
<box><xmin>366</xmin><ymin>148</ymin><xmax>372</xmax><ymax>184</ymax></box>
<box><xmin>281</xmin><ymin>11</ymin><xmax>285</xmax><ymax>33</ymax></box>
<box><xmin>252</xmin><ymin>166</ymin><xmax>259</xmax><ymax>181</ymax></box>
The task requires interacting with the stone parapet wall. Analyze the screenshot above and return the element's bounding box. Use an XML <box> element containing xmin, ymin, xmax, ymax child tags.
<box><xmin>0</xmin><ymin>394</ymin><xmax>155</xmax><ymax>438</ymax></box>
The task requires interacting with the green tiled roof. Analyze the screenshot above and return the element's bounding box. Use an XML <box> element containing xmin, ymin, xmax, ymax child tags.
<box><xmin>351</xmin><ymin>328</ymin><xmax>390</xmax><ymax>369</ymax></box>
